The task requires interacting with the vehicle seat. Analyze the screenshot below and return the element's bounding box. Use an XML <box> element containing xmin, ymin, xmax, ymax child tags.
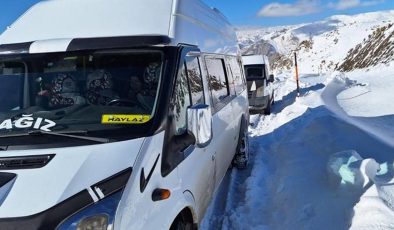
<box><xmin>86</xmin><ymin>69</ymin><xmax>119</xmax><ymax>105</ymax></box>
<box><xmin>47</xmin><ymin>73</ymin><xmax>86</xmax><ymax>109</ymax></box>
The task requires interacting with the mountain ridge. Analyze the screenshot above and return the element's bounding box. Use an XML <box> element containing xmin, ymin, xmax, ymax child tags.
<box><xmin>237</xmin><ymin>10</ymin><xmax>394</xmax><ymax>73</ymax></box>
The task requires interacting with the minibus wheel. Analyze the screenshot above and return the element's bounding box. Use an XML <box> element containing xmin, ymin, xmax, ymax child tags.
<box><xmin>264</xmin><ymin>96</ymin><xmax>272</xmax><ymax>115</ymax></box>
<box><xmin>170</xmin><ymin>211</ymin><xmax>193</xmax><ymax>230</ymax></box>
<box><xmin>233</xmin><ymin>119</ymin><xmax>249</xmax><ymax>169</ymax></box>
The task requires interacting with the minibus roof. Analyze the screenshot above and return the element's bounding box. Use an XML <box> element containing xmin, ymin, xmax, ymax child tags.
<box><xmin>0</xmin><ymin>0</ymin><xmax>239</xmax><ymax>55</ymax></box>
<box><xmin>242</xmin><ymin>55</ymin><xmax>268</xmax><ymax>65</ymax></box>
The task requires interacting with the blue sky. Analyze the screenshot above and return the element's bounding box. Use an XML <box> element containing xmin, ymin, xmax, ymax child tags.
<box><xmin>204</xmin><ymin>0</ymin><xmax>394</xmax><ymax>27</ymax></box>
<box><xmin>0</xmin><ymin>0</ymin><xmax>393</xmax><ymax>33</ymax></box>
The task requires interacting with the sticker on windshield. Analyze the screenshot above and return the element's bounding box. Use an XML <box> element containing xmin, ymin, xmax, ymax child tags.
<box><xmin>101</xmin><ymin>114</ymin><xmax>151</xmax><ymax>124</ymax></box>
<box><xmin>0</xmin><ymin>115</ymin><xmax>56</xmax><ymax>132</ymax></box>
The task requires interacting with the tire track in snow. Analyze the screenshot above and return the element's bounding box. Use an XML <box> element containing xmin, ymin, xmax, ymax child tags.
<box><xmin>201</xmin><ymin>117</ymin><xmax>264</xmax><ymax>229</ymax></box>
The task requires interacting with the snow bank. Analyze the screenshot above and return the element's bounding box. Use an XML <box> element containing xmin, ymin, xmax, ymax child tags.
<box><xmin>202</xmin><ymin>68</ymin><xmax>394</xmax><ymax>230</ymax></box>
<box><xmin>337</xmin><ymin>65</ymin><xmax>394</xmax><ymax>117</ymax></box>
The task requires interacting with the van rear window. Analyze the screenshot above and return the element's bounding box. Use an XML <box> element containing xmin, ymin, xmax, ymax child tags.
<box><xmin>246</xmin><ymin>67</ymin><xmax>263</xmax><ymax>78</ymax></box>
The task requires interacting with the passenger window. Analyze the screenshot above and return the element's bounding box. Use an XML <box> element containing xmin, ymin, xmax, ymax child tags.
<box><xmin>205</xmin><ymin>57</ymin><xmax>229</xmax><ymax>107</ymax></box>
<box><xmin>225</xmin><ymin>62</ymin><xmax>236</xmax><ymax>96</ymax></box>
<box><xmin>228</xmin><ymin>56</ymin><xmax>246</xmax><ymax>94</ymax></box>
<box><xmin>185</xmin><ymin>57</ymin><xmax>204</xmax><ymax>105</ymax></box>
<box><xmin>0</xmin><ymin>63</ymin><xmax>24</xmax><ymax>112</ymax></box>
<box><xmin>173</xmin><ymin>63</ymin><xmax>191</xmax><ymax>135</ymax></box>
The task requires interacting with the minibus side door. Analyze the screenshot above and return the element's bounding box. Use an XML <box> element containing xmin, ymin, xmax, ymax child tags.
<box><xmin>204</xmin><ymin>56</ymin><xmax>236</xmax><ymax>187</ymax></box>
<box><xmin>173</xmin><ymin>49</ymin><xmax>216</xmax><ymax>219</ymax></box>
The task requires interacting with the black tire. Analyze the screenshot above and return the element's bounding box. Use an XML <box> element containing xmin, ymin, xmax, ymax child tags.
<box><xmin>232</xmin><ymin>118</ymin><xmax>249</xmax><ymax>169</ymax></box>
<box><xmin>264</xmin><ymin>96</ymin><xmax>271</xmax><ymax>115</ymax></box>
<box><xmin>170</xmin><ymin>213</ymin><xmax>193</xmax><ymax>230</ymax></box>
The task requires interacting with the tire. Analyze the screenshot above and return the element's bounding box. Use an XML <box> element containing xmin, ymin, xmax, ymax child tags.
<box><xmin>264</xmin><ymin>96</ymin><xmax>271</xmax><ymax>115</ymax></box>
<box><xmin>170</xmin><ymin>213</ymin><xmax>193</xmax><ymax>230</ymax></box>
<box><xmin>232</xmin><ymin>119</ymin><xmax>249</xmax><ymax>169</ymax></box>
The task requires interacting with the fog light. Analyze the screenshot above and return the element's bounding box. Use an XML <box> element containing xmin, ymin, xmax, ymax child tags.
<box><xmin>77</xmin><ymin>214</ymin><xmax>109</xmax><ymax>230</ymax></box>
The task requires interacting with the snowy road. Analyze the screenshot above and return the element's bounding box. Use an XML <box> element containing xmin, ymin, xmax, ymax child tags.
<box><xmin>201</xmin><ymin>66</ymin><xmax>394</xmax><ymax>230</ymax></box>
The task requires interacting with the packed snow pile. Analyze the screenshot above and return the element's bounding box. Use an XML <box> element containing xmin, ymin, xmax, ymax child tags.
<box><xmin>202</xmin><ymin>62</ymin><xmax>394</xmax><ymax>229</ymax></box>
<box><xmin>237</xmin><ymin>10</ymin><xmax>394</xmax><ymax>74</ymax></box>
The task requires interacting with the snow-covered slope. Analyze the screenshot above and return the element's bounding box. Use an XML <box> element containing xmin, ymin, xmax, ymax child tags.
<box><xmin>338</xmin><ymin>23</ymin><xmax>394</xmax><ymax>71</ymax></box>
<box><xmin>237</xmin><ymin>10</ymin><xmax>394</xmax><ymax>74</ymax></box>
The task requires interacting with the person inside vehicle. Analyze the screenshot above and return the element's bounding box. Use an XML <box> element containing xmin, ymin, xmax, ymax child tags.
<box><xmin>86</xmin><ymin>69</ymin><xmax>119</xmax><ymax>105</ymax></box>
<box><xmin>128</xmin><ymin>75</ymin><xmax>143</xmax><ymax>101</ymax></box>
<box><xmin>36</xmin><ymin>73</ymin><xmax>86</xmax><ymax>109</ymax></box>
<box><xmin>136</xmin><ymin>62</ymin><xmax>161</xmax><ymax>111</ymax></box>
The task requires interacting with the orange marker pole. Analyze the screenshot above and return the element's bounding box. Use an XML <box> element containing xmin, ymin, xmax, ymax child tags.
<box><xmin>294</xmin><ymin>52</ymin><xmax>300</xmax><ymax>96</ymax></box>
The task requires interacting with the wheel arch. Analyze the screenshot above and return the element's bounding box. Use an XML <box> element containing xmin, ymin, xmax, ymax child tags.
<box><xmin>170</xmin><ymin>206</ymin><xmax>198</xmax><ymax>230</ymax></box>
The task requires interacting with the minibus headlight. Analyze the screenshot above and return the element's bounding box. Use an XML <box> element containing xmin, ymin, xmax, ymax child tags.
<box><xmin>57</xmin><ymin>191</ymin><xmax>122</xmax><ymax>230</ymax></box>
<box><xmin>77</xmin><ymin>214</ymin><xmax>109</xmax><ymax>230</ymax></box>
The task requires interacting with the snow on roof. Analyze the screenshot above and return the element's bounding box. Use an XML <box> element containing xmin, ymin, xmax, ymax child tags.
<box><xmin>0</xmin><ymin>0</ymin><xmax>239</xmax><ymax>55</ymax></box>
<box><xmin>0</xmin><ymin>0</ymin><xmax>173</xmax><ymax>44</ymax></box>
<box><xmin>242</xmin><ymin>55</ymin><xmax>268</xmax><ymax>65</ymax></box>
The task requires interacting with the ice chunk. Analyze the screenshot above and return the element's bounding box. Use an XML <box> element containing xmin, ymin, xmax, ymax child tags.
<box><xmin>327</xmin><ymin>150</ymin><xmax>379</xmax><ymax>190</ymax></box>
<box><xmin>327</xmin><ymin>150</ymin><xmax>362</xmax><ymax>188</ymax></box>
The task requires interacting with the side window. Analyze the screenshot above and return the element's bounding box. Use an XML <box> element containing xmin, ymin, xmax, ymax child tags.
<box><xmin>185</xmin><ymin>57</ymin><xmax>204</xmax><ymax>105</ymax></box>
<box><xmin>173</xmin><ymin>62</ymin><xmax>191</xmax><ymax>135</ymax></box>
<box><xmin>0</xmin><ymin>63</ymin><xmax>24</xmax><ymax>112</ymax></box>
<box><xmin>205</xmin><ymin>57</ymin><xmax>229</xmax><ymax>108</ymax></box>
<box><xmin>228</xmin><ymin>56</ymin><xmax>246</xmax><ymax>94</ymax></box>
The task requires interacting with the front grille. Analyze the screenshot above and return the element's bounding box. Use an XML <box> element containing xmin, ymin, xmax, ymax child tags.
<box><xmin>0</xmin><ymin>154</ymin><xmax>55</xmax><ymax>170</ymax></box>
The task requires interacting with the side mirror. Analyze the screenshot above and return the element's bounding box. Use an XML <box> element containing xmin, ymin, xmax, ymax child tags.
<box><xmin>268</xmin><ymin>74</ymin><xmax>275</xmax><ymax>83</ymax></box>
<box><xmin>187</xmin><ymin>104</ymin><xmax>212</xmax><ymax>147</ymax></box>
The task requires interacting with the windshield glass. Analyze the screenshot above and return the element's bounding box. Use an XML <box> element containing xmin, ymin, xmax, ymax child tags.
<box><xmin>0</xmin><ymin>50</ymin><xmax>163</xmax><ymax>139</ymax></box>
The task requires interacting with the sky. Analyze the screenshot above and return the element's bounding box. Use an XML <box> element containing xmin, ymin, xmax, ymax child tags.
<box><xmin>204</xmin><ymin>0</ymin><xmax>394</xmax><ymax>27</ymax></box>
<box><xmin>0</xmin><ymin>0</ymin><xmax>393</xmax><ymax>33</ymax></box>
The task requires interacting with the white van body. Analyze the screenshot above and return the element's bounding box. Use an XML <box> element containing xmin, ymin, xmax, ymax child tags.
<box><xmin>242</xmin><ymin>55</ymin><xmax>274</xmax><ymax>114</ymax></box>
<box><xmin>0</xmin><ymin>0</ymin><xmax>249</xmax><ymax>229</ymax></box>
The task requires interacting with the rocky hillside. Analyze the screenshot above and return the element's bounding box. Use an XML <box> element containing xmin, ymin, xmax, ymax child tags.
<box><xmin>337</xmin><ymin>23</ymin><xmax>394</xmax><ymax>72</ymax></box>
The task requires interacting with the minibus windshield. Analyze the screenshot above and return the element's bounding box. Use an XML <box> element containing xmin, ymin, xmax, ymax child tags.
<box><xmin>0</xmin><ymin>50</ymin><xmax>163</xmax><ymax>140</ymax></box>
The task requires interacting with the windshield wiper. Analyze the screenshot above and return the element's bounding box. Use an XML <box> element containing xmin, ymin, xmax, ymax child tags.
<box><xmin>28</xmin><ymin>130</ymin><xmax>111</xmax><ymax>143</ymax></box>
<box><xmin>0</xmin><ymin>130</ymin><xmax>111</xmax><ymax>143</ymax></box>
